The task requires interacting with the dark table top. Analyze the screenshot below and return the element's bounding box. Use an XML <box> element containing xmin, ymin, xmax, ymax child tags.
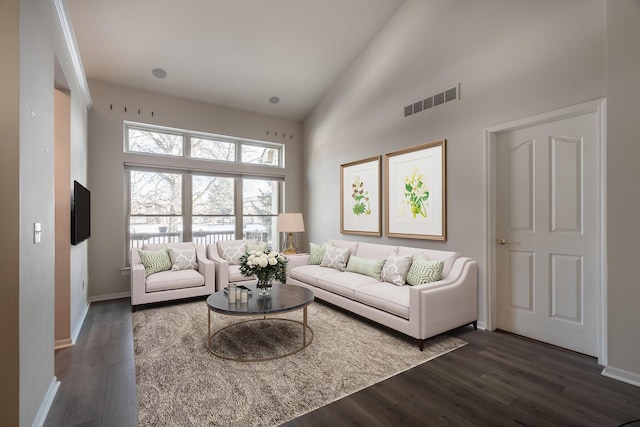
<box><xmin>206</xmin><ymin>284</ymin><xmax>314</xmax><ymax>315</ymax></box>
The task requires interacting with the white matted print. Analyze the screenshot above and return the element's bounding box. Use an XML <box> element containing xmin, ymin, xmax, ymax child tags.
<box><xmin>385</xmin><ymin>140</ymin><xmax>446</xmax><ymax>240</ymax></box>
<box><xmin>340</xmin><ymin>156</ymin><xmax>381</xmax><ymax>236</ymax></box>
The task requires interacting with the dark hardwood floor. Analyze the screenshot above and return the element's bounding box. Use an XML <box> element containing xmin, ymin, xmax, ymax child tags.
<box><xmin>45</xmin><ymin>298</ymin><xmax>640</xmax><ymax>426</ymax></box>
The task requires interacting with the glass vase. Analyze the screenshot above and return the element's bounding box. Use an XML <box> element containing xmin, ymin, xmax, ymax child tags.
<box><xmin>257</xmin><ymin>279</ymin><xmax>272</xmax><ymax>295</ymax></box>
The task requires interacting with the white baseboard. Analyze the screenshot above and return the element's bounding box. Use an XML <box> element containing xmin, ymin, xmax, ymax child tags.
<box><xmin>71</xmin><ymin>301</ymin><xmax>90</xmax><ymax>344</ymax></box>
<box><xmin>88</xmin><ymin>291</ymin><xmax>131</xmax><ymax>302</ymax></box>
<box><xmin>476</xmin><ymin>321</ymin><xmax>487</xmax><ymax>331</ymax></box>
<box><xmin>32</xmin><ymin>377</ymin><xmax>60</xmax><ymax>427</ymax></box>
<box><xmin>601</xmin><ymin>365</ymin><xmax>640</xmax><ymax>388</ymax></box>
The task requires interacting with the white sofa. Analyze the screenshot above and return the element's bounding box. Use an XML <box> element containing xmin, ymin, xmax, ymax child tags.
<box><xmin>130</xmin><ymin>242</ymin><xmax>215</xmax><ymax>308</ymax></box>
<box><xmin>286</xmin><ymin>239</ymin><xmax>478</xmax><ymax>350</ymax></box>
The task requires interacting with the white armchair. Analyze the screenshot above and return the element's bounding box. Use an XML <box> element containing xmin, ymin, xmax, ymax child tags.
<box><xmin>130</xmin><ymin>242</ymin><xmax>215</xmax><ymax>308</ymax></box>
<box><xmin>207</xmin><ymin>239</ymin><xmax>260</xmax><ymax>291</ymax></box>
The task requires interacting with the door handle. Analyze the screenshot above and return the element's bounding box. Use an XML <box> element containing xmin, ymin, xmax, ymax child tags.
<box><xmin>497</xmin><ymin>238</ymin><xmax>512</xmax><ymax>245</ymax></box>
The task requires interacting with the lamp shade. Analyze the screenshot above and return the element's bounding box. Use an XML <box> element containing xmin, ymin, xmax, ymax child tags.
<box><xmin>277</xmin><ymin>213</ymin><xmax>305</xmax><ymax>232</ymax></box>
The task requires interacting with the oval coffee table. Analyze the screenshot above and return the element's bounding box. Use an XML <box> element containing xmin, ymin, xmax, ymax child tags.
<box><xmin>206</xmin><ymin>283</ymin><xmax>314</xmax><ymax>361</ymax></box>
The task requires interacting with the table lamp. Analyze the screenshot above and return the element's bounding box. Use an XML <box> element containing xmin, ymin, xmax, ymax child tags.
<box><xmin>278</xmin><ymin>213</ymin><xmax>305</xmax><ymax>254</ymax></box>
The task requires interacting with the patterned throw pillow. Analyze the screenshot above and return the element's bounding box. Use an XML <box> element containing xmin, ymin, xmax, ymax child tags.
<box><xmin>345</xmin><ymin>256</ymin><xmax>386</xmax><ymax>280</ymax></box>
<box><xmin>168</xmin><ymin>246</ymin><xmax>199</xmax><ymax>271</ymax></box>
<box><xmin>308</xmin><ymin>242</ymin><xmax>326</xmax><ymax>265</ymax></box>
<box><xmin>406</xmin><ymin>253</ymin><xmax>444</xmax><ymax>286</ymax></box>
<box><xmin>381</xmin><ymin>254</ymin><xmax>413</xmax><ymax>286</ymax></box>
<box><xmin>217</xmin><ymin>242</ymin><xmax>247</xmax><ymax>265</ymax></box>
<box><xmin>138</xmin><ymin>248</ymin><xmax>172</xmax><ymax>277</ymax></box>
<box><xmin>246</xmin><ymin>243</ymin><xmax>268</xmax><ymax>254</ymax></box>
<box><xmin>320</xmin><ymin>246</ymin><xmax>350</xmax><ymax>272</ymax></box>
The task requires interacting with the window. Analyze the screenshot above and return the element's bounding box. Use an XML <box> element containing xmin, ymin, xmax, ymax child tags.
<box><xmin>125</xmin><ymin>123</ymin><xmax>284</xmax><ymax>166</ymax></box>
<box><xmin>125</xmin><ymin>123</ymin><xmax>285</xmax><ymax>258</ymax></box>
<box><xmin>127</xmin><ymin>128</ymin><xmax>183</xmax><ymax>156</ymax></box>
<box><xmin>191</xmin><ymin>137</ymin><xmax>235</xmax><ymax>162</ymax></box>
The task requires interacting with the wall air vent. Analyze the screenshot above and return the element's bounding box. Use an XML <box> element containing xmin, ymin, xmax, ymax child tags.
<box><xmin>404</xmin><ymin>83</ymin><xmax>460</xmax><ymax>117</ymax></box>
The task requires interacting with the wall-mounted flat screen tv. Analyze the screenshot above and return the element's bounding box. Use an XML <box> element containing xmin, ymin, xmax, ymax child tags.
<box><xmin>71</xmin><ymin>180</ymin><xmax>91</xmax><ymax>245</ymax></box>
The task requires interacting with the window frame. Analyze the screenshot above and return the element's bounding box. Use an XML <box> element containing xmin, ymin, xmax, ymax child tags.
<box><xmin>123</xmin><ymin>122</ymin><xmax>285</xmax><ymax>264</ymax></box>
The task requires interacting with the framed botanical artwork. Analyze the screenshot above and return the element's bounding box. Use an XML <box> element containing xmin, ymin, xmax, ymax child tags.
<box><xmin>340</xmin><ymin>156</ymin><xmax>382</xmax><ymax>236</ymax></box>
<box><xmin>385</xmin><ymin>139</ymin><xmax>446</xmax><ymax>240</ymax></box>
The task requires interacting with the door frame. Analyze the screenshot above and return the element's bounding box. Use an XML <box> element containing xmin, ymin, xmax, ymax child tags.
<box><xmin>484</xmin><ymin>98</ymin><xmax>607</xmax><ymax>364</ymax></box>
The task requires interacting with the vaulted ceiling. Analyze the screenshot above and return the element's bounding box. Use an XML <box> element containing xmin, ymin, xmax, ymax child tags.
<box><xmin>67</xmin><ymin>0</ymin><xmax>404</xmax><ymax>121</ymax></box>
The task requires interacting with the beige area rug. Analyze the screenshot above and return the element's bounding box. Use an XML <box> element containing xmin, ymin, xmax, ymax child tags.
<box><xmin>133</xmin><ymin>299</ymin><xmax>467</xmax><ymax>426</ymax></box>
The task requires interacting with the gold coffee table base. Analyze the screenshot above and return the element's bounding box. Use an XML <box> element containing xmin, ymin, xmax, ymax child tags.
<box><xmin>207</xmin><ymin>308</ymin><xmax>314</xmax><ymax>362</ymax></box>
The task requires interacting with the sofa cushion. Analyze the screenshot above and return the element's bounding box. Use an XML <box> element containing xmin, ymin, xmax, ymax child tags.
<box><xmin>168</xmin><ymin>246</ymin><xmax>199</xmax><ymax>271</ymax></box>
<box><xmin>345</xmin><ymin>256</ymin><xmax>386</xmax><ymax>280</ymax></box>
<box><xmin>145</xmin><ymin>269</ymin><xmax>205</xmax><ymax>292</ymax></box>
<box><xmin>138</xmin><ymin>247</ymin><xmax>172</xmax><ymax>276</ymax></box>
<box><xmin>217</xmin><ymin>241</ymin><xmax>247</xmax><ymax>265</ymax></box>
<box><xmin>406</xmin><ymin>253</ymin><xmax>444</xmax><ymax>286</ymax></box>
<box><xmin>316</xmin><ymin>271</ymin><xmax>378</xmax><ymax>299</ymax></box>
<box><xmin>290</xmin><ymin>265</ymin><xmax>341</xmax><ymax>286</ymax></box>
<box><xmin>354</xmin><ymin>282</ymin><xmax>411</xmax><ymax>319</ymax></box>
<box><xmin>397</xmin><ymin>246</ymin><xmax>459</xmax><ymax>278</ymax></box>
<box><xmin>354</xmin><ymin>242</ymin><xmax>398</xmax><ymax>259</ymax></box>
<box><xmin>320</xmin><ymin>246</ymin><xmax>351</xmax><ymax>271</ymax></box>
<box><xmin>381</xmin><ymin>254</ymin><xmax>413</xmax><ymax>286</ymax></box>
<box><xmin>308</xmin><ymin>242</ymin><xmax>326</xmax><ymax>265</ymax></box>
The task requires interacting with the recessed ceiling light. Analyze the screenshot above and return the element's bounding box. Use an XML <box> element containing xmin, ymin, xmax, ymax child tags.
<box><xmin>152</xmin><ymin>68</ymin><xmax>167</xmax><ymax>79</ymax></box>
<box><xmin>269</xmin><ymin>96</ymin><xmax>280</xmax><ymax>104</ymax></box>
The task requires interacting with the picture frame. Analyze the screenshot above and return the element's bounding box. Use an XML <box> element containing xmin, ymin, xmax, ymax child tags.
<box><xmin>340</xmin><ymin>156</ymin><xmax>382</xmax><ymax>236</ymax></box>
<box><xmin>385</xmin><ymin>139</ymin><xmax>447</xmax><ymax>240</ymax></box>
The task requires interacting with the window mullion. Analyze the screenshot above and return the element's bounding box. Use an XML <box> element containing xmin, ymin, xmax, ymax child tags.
<box><xmin>235</xmin><ymin>178</ymin><xmax>243</xmax><ymax>239</ymax></box>
<box><xmin>183</xmin><ymin>174</ymin><xmax>192</xmax><ymax>242</ymax></box>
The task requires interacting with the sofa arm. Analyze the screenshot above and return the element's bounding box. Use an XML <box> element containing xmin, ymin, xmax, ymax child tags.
<box><xmin>130</xmin><ymin>250</ymin><xmax>147</xmax><ymax>306</ymax></box>
<box><xmin>196</xmin><ymin>245</ymin><xmax>216</xmax><ymax>291</ymax></box>
<box><xmin>207</xmin><ymin>243</ymin><xmax>230</xmax><ymax>291</ymax></box>
<box><xmin>408</xmin><ymin>257</ymin><xmax>478</xmax><ymax>339</ymax></box>
<box><xmin>284</xmin><ymin>253</ymin><xmax>310</xmax><ymax>277</ymax></box>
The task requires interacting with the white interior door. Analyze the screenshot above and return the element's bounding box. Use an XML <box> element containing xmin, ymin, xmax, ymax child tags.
<box><xmin>496</xmin><ymin>111</ymin><xmax>600</xmax><ymax>357</ymax></box>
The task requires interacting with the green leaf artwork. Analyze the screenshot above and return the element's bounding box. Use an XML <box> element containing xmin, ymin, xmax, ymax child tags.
<box><xmin>404</xmin><ymin>170</ymin><xmax>429</xmax><ymax>218</ymax></box>
<box><xmin>351</xmin><ymin>176</ymin><xmax>371</xmax><ymax>216</ymax></box>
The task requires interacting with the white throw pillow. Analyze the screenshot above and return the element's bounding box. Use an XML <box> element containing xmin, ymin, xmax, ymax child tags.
<box><xmin>320</xmin><ymin>246</ymin><xmax>350</xmax><ymax>272</ymax></box>
<box><xmin>381</xmin><ymin>254</ymin><xmax>413</xmax><ymax>286</ymax></box>
<box><xmin>217</xmin><ymin>241</ymin><xmax>247</xmax><ymax>265</ymax></box>
<box><xmin>168</xmin><ymin>246</ymin><xmax>199</xmax><ymax>271</ymax></box>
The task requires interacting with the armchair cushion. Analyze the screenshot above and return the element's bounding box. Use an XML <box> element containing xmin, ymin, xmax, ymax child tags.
<box><xmin>145</xmin><ymin>269</ymin><xmax>205</xmax><ymax>293</ymax></box>
<box><xmin>168</xmin><ymin>246</ymin><xmax>198</xmax><ymax>271</ymax></box>
<box><xmin>138</xmin><ymin>248</ymin><xmax>172</xmax><ymax>276</ymax></box>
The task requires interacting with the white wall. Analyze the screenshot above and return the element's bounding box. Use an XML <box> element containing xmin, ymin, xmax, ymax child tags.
<box><xmin>0</xmin><ymin>0</ymin><xmax>92</xmax><ymax>424</ymax></box>
<box><xmin>605</xmin><ymin>0</ymin><xmax>640</xmax><ymax>383</ymax></box>
<box><xmin>87</xmin><ymin>80</ymin><xmax>303</xmax><ymax>298</ymax></box>
<box><xmin>303</xmin><ymin>0</ymin><xmax>606</xmax><ymax>327</ymax></box>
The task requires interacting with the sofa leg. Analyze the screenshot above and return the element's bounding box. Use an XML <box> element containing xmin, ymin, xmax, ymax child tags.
<box><xmin>472</xmin><ymin>321</ymin><xmax>477</xmax><ymax>330</ymax></box>
<box><xmin>419</xmin><ymin>339</ymin><xmax>424</xmax><ymax>352</ymax></box>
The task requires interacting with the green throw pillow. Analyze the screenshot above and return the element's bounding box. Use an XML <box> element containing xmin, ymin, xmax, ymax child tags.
<box><xmin>346</xmin><ymin>256</ymin><xmax>386</xmax><ymax>280</ymax></box>
<box><xmin>309</xmin><ymin>242</ymin><xmax>326</xmax><ymax>265</ymax></box>
<box><xmin>406</xmin><ymin>253</ymin><xmax>444</xmax><ymax>286</ymax></box>
<box><xmin>138</xmin><ymin>248</ymin><xmax>172</xmax><ymax>277</ymax></box>
<box><xmin>246</xmin><ymin>243</ymin><xmax>268</xmax><ymax>254</ymax></box>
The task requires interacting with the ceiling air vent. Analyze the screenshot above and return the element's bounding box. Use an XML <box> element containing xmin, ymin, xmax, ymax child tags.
<box><xmin>404</xmin><ymin>83</ymin><xmax>460</xmax><ymax>117</ymax></box>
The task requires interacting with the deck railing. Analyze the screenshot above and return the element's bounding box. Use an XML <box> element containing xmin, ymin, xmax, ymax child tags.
<box><xmin>130</xmin><ymin>230</ymin><xmax>270</xmax><ymax>249</ymax></box>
